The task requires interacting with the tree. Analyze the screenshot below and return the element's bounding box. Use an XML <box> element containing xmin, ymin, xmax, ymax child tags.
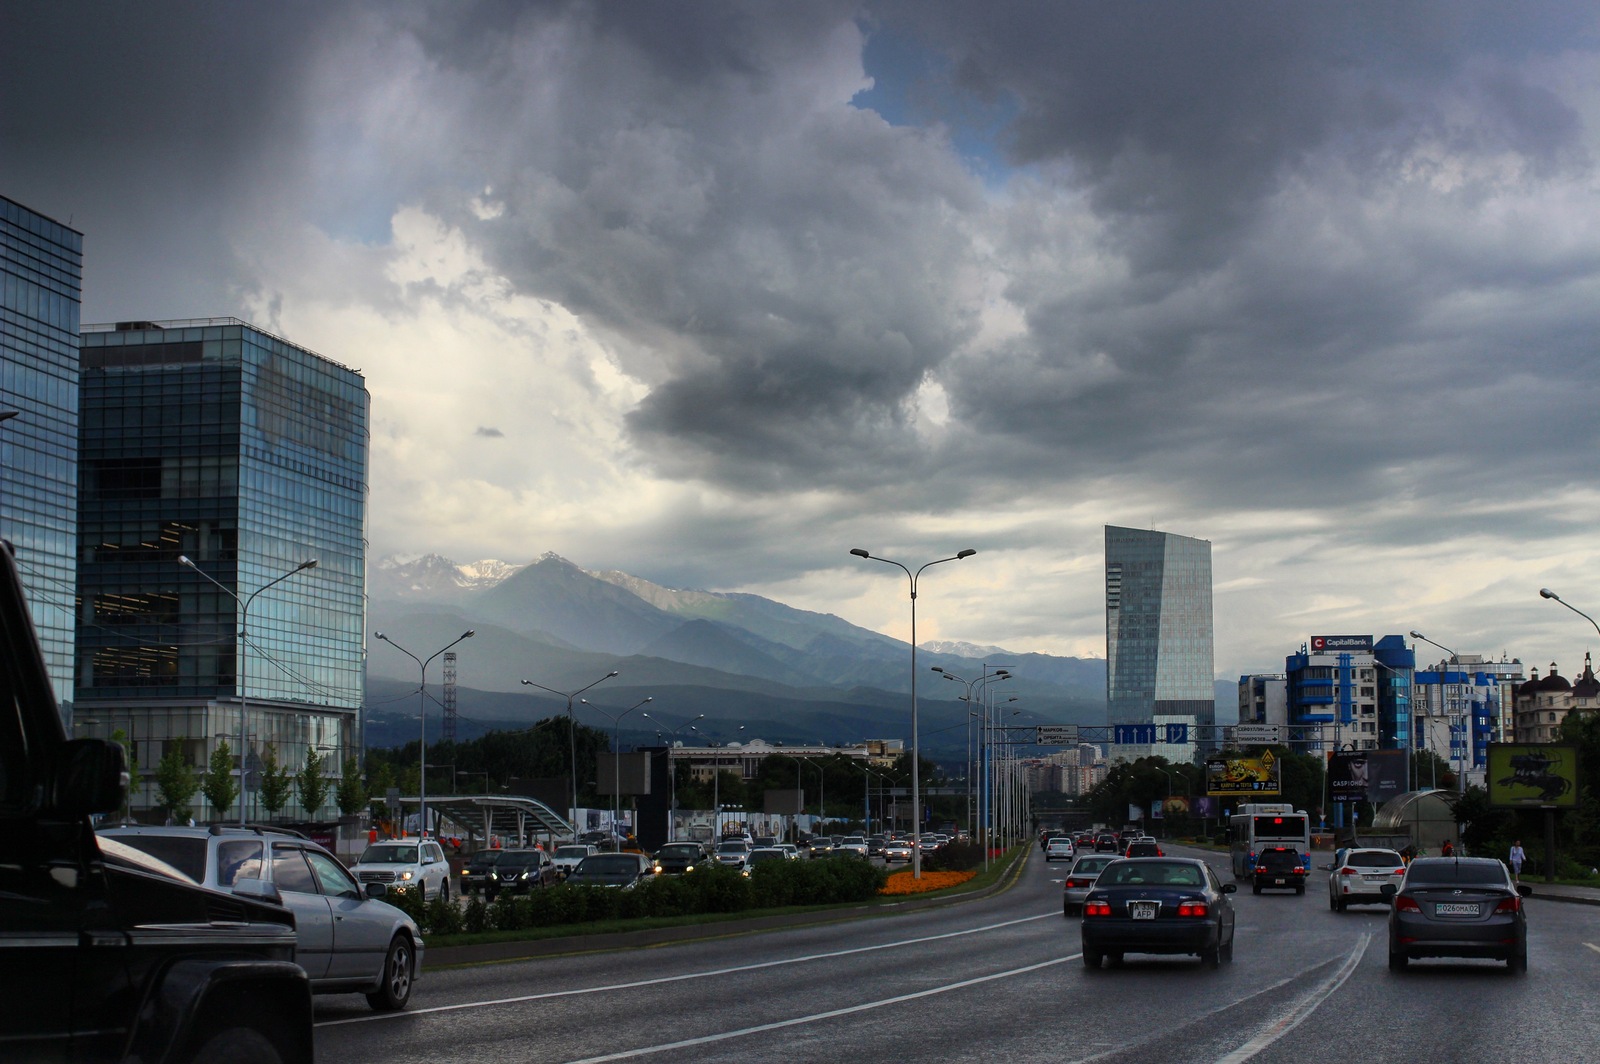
<box><xmin>154</xmin><ymin>743</ymin><xmax>199</xmax><ymax>823</ymax></box>
<box><xmin>297</xmin><ymin>747</ymin><xmax>331</xmax><ymax>820</ymax></box>
<box><xmin>366</xmin><ymin>759</ymin><xmax>396</xmax><ymax>821</ymax></box>
<box><xmin>110</xmin><ymin>727</ymin><xmax>140</xmax><ymax>821</ymax></box>
<box><xmin>200</xmin><ymin>740</ymin><xmax>238</xmax><ymax>823</ymax></box>
<box><xmin>336</xmin><ymin>757</ymin><xmax>367</xmax><ymax>816</ymax></box>
<box><xmin>258</xmin><ymin>744</ymin><xmax>294</xmax><ymax>820</ymax></box>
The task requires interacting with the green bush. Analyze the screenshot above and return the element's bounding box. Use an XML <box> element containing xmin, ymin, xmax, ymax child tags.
<box><xmin>924</xmin><ymin>842</ymin><xmax>983</xmax><ymax>872</ymax></box>
<box><xmin>461</xmin><ymin>895</ymin><xmax>490</xmax><ymax>934</ymax></box>
<box><xmin>426</xmin><ymin>893</ymin><xmax>464</xmax><ymax>935</ymax></box>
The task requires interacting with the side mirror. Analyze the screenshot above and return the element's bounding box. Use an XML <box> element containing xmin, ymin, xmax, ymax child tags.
<box><xmin>1221</xmin><ymin>883</ymin><xmax>1237</xmax><ymax>894</ymax></box>
<box><xmin>232</xmin><ymin>878</ymin><xmax>283</xmax><ymax>905</ymax></box>
<box><xmin>1517</xmin><ymin>884</ymin><xmax>1532</xmax><ymax>898</ymax></box>
<box><xmin>365</xmin><ymin>882</ymin><xmax>389</xmax><ymax>900</ymax></box>
<box><xmin>50</xmin><ymin>739</ymin><xmax>127</xmax><ymax>816</ymax></box>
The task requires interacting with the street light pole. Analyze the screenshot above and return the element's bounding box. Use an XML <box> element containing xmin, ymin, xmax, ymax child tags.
<box><xmin>180</xmin><ymin>554</ymin><xmax>317</xmax><ymax>827</ymax></box>
<box><xmin>1540</xmin><ymin>588</ymin><xmax>1600</xmax><ymax>639</ymax></box>
<box><xmin>580</xmin><ymin>696</ymin><xmax>651</xmax><ymax>838</ymax></box>
<box><xmin>376</xmin><ymin>629</ymin><xmax>475</xmax><ymax>839</ymax></box>
<box><xmin>641</xmin><ymin>710</ymin><xmax>703</xmax><ymax>840</ymax></box>
<box><xmin>522</xmin><ymin>671</ymin><xmax>620</xmax><ymax>833</ymax></box>
<box><xmin>850</xmin><ymin>547</ymin><xmax>977</xmax><ymax>879</ymax></box>
<box><xmin>1410</xmin><ymin>631</ymin><xmax>1465</xmax><ymax>794</ymax></box>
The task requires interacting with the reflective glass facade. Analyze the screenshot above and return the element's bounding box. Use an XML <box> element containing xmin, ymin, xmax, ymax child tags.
<box><xmin>77</xmin><ymin>319</ymin><xmax>368</xmax><ymax>819</ymax></box>
<box><xmin>1105</xmin><ymin>526</ymin><xmax>1215</xmax><ymax>754</ymax></box>
<box><xmin>0</xmin><ymin>196</ymin><xmax>82</xmax><ymax>712</ymax></box>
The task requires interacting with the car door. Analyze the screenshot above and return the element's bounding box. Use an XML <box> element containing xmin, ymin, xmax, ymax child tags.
<box><xmin>423</xmin><ymin>842</ymin><xmax>448</xmax><ymax>896</ymax></box>
<box><xmin>1207</xmin><ymin>864</ymin><xmax>1236</xmax><ymax>941</ymax></box>
<box><xmin>302</xmin><ymin>847</ymin><xmax>388</xmax><ymax>983</ymax></box>
<box><xmin>271</xmin><ymin>843</ymin><xmax>333</xmax><ymax>979</ymax></box>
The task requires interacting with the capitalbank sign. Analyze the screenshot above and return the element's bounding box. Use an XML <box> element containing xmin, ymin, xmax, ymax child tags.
<box><xmin>1310</xmin><ymin>635</ymin><xmax>1373</xmax><ymax>652</ymax></box>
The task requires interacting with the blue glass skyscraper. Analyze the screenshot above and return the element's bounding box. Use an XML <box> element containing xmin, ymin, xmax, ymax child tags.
<box><xmin>77</xmin><ymin>318</ymin><xmax>369</xmax><ymax>820</ymax></box>
<box><xmin>1105</xmin><ymin>526</ymin><xmax>1216</xmax><ymax>755</ymax></box>
<box><xmin>0</xmin><ymin>195</ymin><xmax>82</xmax><ymax>713</ymax></box>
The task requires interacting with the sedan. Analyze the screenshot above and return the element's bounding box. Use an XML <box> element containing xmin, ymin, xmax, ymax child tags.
<box><xmin>566</xmin><ymin>852</ymin><xmax>657</xmax><ymax>888</ymax></box>
<box><xmin>1384</xmin><ymin>857</ymin><xmax>1529</xmax><ymax>971</ymax></box>
<box><xmin>653</xmin><ymin>842</ymin><xmax>711</xmax><ymax>874</ymax></box>
<box><xmin>458</xmin><ymin>849</ymin><xmax>504</xmax><ymax>896</ymax></box>
<box><xmin>1081</xmin><ymin>857</ymin><xmax>1237</xmax><ymax>969</ymax></box>
<box><xmin>884</xmin><ymin>839</ymin><xmax>913</xmax><ymax>863</ymax></box>
<box><xmin>1062</xmin><ymin>853</ymin><xmax>1120</xmax><ymax>916</ymax></box>
<box><xmin>1045</xmin><ymin>837</ymin><xmax>1076</xmax><ymax>862</ymax></box>
<box><xmin>1327</xmin><ymin>847</ymin><xmax>1406</xmax><ymax>911</ymax></box>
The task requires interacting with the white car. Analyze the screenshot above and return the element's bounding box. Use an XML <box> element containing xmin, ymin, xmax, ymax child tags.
<box><xmin>836</xmin><ymin>836</ymin><xmax>869</xmax><ymax>858</ymax></box>
<box><xmin>1044</xmin><ymin>837</ymin><xmax>1076</xmax><ymax>862</ymax></box>
<box><xmin>714</xmin><ymin>840</ymin><xmax>752</xmax><ymax>868</ymax></box>
<box><xmin>350</xmin><ymin>839</ymin><xmax>453</xmax><ymax>901</ymax></box>
<box><xmin>552</xmin><ymin>843</ymin><xmax>600</xmax><ymax>878</ymax></box>
<box><xmin>1327</xmin><ymin>847</ymin><xmax>1407</xmax><ymax>911</ymax></box>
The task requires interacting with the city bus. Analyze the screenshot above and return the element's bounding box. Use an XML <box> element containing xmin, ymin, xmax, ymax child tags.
<box><xmin>1228</xmin><ymin>804</ymin><xmax>1311</xmax><ymax>880</ymax></box>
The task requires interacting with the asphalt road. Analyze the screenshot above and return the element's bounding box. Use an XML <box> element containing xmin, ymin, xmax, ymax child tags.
<box><xmin>312</xmin><ymin>845</ymin><xmax>1600</xmax><ymax>1063</ymax></box>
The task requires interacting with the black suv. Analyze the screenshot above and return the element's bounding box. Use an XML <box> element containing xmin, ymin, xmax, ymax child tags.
<box><xmin>1252</xmin><ymin>845</ymin><xmax>1308</xmax><ymax>895</ymax></box>
<box><xmin>0</xmin><ymin>545</ymin><xmax>314</xmax><ymax>1062</ymax></box>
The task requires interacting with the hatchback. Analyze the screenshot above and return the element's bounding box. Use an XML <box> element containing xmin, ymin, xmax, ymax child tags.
<box><xmin>1327</xmin><ymin>847</ymin><xmax>1407</xmax><ymax>911</ymax></box>
<box><xmin>1384</xmin><ymin>857</ymin><xmax>1529</xmax><ymax>971</ymax></box>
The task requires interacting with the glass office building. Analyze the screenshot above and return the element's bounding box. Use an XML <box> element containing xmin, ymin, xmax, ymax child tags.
<box><xmin>0</xmin><ymin>195</ymin><xmax>82</xmax><ymax>713</ymax></box>
<box><xmin>77</xmin><ymin>319</ymin><xmax>369</xmax><ymax>820</ymax></box>
<box><xmin>1105</xmin><ymin>525</ymin><xmax>1215</xmax><ymax>757</ymax></box>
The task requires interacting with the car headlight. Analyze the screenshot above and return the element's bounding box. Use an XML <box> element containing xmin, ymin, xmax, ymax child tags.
<box><xmin>399</xmin><ymin>870</ymin><xmax>414</xmax><ymax>881</ymax></box>
<box><xmin>519</xmin><ymin>871</ymin><xmax>530</xmax><ymax>880</ymax></box>
<box><xmin>653</xmin><ymin>863</ymin><xmax>663</xmax><ymax>874</ymax></box>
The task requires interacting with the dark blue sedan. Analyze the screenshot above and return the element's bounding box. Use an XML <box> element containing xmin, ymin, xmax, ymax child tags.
<box><xmin>1080</xmin><ymin>857</ymin><xmax>1237</xmax><ymax>970</ymax></box>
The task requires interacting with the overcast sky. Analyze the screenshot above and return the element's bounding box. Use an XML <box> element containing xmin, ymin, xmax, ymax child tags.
<box><xmin>6</xmin><ymin>1</ymin><xmax>1600</xmax><ymax>683</ymax></box>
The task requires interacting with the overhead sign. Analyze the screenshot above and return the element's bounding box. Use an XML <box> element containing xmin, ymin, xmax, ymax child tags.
<box><xmin>1114</xmin><ymin>723</ymin><xmax>1192</xmax><ymax>745</ymax></box>
<box><xmin>1233</xmin><ymin>724</ymin><xmax>1282</xmax><ymax>745</ymax></box>
<box><xmin>1205</xmin><ymin>754</ymin><xmax>1282</xmax><ymax>796</ymax></box>
<box><xmin>1327</xmin><ymin>749</ymin><xmax>1407</xmax><ymax>804</ymax></box>
<box><xmin>1035</xmin><ymin>726</ymin><xmax>1079</xmax><ymax>746</ymax></box>
<box><xmin>1310</xmin><ymin>635</ymin><xmax>1373</xmax><ymax>653</ymax></box>
<box><xmin>1487</xmin><ymin>744</ymin><xmax>1578</xmax><ymax>808</ymax></box>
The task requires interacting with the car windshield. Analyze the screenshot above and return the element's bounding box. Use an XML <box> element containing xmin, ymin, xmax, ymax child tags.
<box><xmin>358</xmin><ymin>845</ymin><xmax>418</xmax><ymax>864</ymax></box>
<box><xmin>555</xmin><ymin>846</ymin><xmax>590</xmax><ymax>858</ymax></box>
<box><xmin>1099</xmin><ymin>861</ymin><xmax>1203</xmax><ymax>887</ymax></box>
<box><xmin>658</xmin><ymin>845</ymin><xmax>701</xmax><ymax>858</ymax></box>
<box><xmin>578</xmin><ymin>855</ymin><xmax>639</xmax><ymax>874</ymax></box>
<box><xmin>468</xmin><ymin>851</ymin><xmax>503</xmax><ymax>868</ymax></box>
<box><xmin>1345</xmin><ymin>850</ymin><xmax>1402</xmax><ymax>868</ymax></box>
<box><xmin>1406</xmin><ymin>859</ymin><xmax>1510</xmax><ymax>886</ymax></box>
<box><xmin>498</xmin><ymin>850</ymin><xmax>540</xmax><ymax>867</ymax></box>
<box><xmin>716</xmin><ymin>842</ymin><xmax>748</xmax><ymax>854</ymax></box>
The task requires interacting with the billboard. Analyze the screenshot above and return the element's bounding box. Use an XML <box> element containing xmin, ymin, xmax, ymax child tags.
<box><xmin>1310</xmin><ymin>635</ymin><xmax>1373</xmax><ymax>653</ymax></box>
<box><xmin>1487</xmin><ymin>744</ymin><xmax>1579</xmax><ymax>808</ymax></box>
<box><xmin>1205</xmin><ymin>753</ymin><xmax>1282</xmax><ymax>796</ymax></box>
<box><xmin>1327</xmin><ymin>749</ymin><xmax>1408</xmax><ymax>804</ymax></box>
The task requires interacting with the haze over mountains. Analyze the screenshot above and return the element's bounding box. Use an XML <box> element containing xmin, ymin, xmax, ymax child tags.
<box><xmin>363</xmin><ymin>553</ymin><xmax>1115</xmax><ymax>761</ymax></box>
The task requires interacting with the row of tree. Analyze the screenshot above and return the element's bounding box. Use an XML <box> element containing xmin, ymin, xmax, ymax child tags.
<box><xmin>120</xmin><ymin>729</ymin><xmax>366</xmax><ymax>824</ymax></box>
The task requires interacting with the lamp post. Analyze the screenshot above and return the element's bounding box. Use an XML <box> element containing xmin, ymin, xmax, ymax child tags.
<box><xmin>932</xmin><ymin>666</ymin><xmax>1010</xmax><ymax>846</ymax></box>
<box><xmin>641</xmin><ymin>710</ymin><xmax>703</xmax><ymax>840</ymax></box>
<box><xmin>179</xmin><ymin>554</ymin><xmax>318</xmax><ymax>827</ymax></box>
<box><xmin>376</xmin><ymin>629</ymin><xmax>475</xmax><ymax>838</ymax></box>
<box><xmin>1540</xmin><ymin>588</ymin><xmax>1600</xmax><ymax>639</ymax></box>
<box><xmin>1410</xmin><ymin>631</ymin><xmax>1465</xmax><ymax>794</ymax></box>
<box><xmin>522</xmin><ymin>671</ymin><xmax>619</xmax><ymax>832</ymax></box>
<box><xmin>850</xmin><ymin>547</ymin><xmax>977</xmax><ymax>879</ymax></box>
<box><xmin>580</xmin><ymin>696</ymin><xmax>651</xmax><ymax>838</ymax></box>
<box><xmin>702</xmin><ymin>724</ymin><xmax>745</xmax><ymax>840</ymax></box>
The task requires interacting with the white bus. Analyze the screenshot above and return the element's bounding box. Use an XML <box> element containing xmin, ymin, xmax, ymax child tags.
<box><xmin>1228</xmin><ymin>804</ymin><xmax>1311</xmax><ymax>880</ymax></box>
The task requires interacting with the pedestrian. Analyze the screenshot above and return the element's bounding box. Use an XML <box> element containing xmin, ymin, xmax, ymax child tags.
<box><xmin>1509</xmin><ymin>839</ymin><xmax>1526</xmax><ymax>882</ymax></box>
<box><xmin>1440</xmin><ymin>838</ymin><xmax>1454</xmax><ymax>857</ymax></box>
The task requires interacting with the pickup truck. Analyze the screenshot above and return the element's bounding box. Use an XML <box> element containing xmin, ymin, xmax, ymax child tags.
<box><xmin>0</xmin><ymin>543</ymin><xmax>315</xmax><ymax>1062</ymax></box>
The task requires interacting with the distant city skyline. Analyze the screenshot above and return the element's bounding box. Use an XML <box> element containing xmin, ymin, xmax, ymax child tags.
<box><xmin>6</xmin><ymin>5</ymin><xmax>1600</xmax><ymax>683</ymax></box>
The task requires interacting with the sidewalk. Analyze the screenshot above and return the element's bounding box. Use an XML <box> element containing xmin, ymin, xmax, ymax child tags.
<box><xmin>1522</xmin><ymin>880</ymin><xmax>1600</xmax><ymax>907</ymax></box>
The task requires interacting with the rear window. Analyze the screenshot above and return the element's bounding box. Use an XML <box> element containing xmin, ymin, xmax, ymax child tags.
<box><xmin>1099</xmin><ymin>861</ymin><xmax>1204</xmax><ymax>887</ymax></box>
<box><xmin>1406</xmin><ymin>859</ymin><xmax>1509</xmax><ymax>887</ymax></box>
<box><xmin>580</xmin><ymin>855</ymin><xmax>639</xmax><ymax>874</ymax></box>
<box><xmin>1346</xmin><ymin>850</ymin><xmax>1402</xmax><ymax>868</ymax></box>
<box><xmin>1259</xmin><ymin>848</ymin><xmax>1300</xmax><ymax>868</ymax></box>
<box><xmin>110</xmin><ymin>834</ymin><xmax>208</xmax><ymax>881</ymax></box>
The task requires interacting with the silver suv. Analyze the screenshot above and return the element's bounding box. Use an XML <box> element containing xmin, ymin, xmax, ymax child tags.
<box><xmin>350</xmin><ymin>838</ymin><xmax>453</xmax><ymax>901</ymax></box>
<box><xmin>100</xmin><ymin>825</ymin><xmax>425</xmax><ymax>1010</ymax></box>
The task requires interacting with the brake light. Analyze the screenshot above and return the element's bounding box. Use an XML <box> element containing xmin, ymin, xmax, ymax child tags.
<box><xmin>1494</xmin><ymin>896</ymin><xmax>1522</xmax><ymax>914</ymax></box>
<box><xmin>1176</xmin><ymin>901</ymin><xmax>1208</xmax><ymax>917</ymax></box>
<box><xmin>1254</xmin><ymin>865</ymin><xmax>1267</xmax><ymax>874</ymax></box>
<box><xmin>1394</xmin><ymin>895</ymin><xmax>1422</xmax><ymax>913</ymax></box>
<box><xmin>1084</xmin><ymin>901</ymin><xmax>1112</xmax><ymax>917</ymax></box>
<box><xmin>1338</xmin><ymin>867</ymin><xmax>1357</xmax><ymax>876</ymax></box>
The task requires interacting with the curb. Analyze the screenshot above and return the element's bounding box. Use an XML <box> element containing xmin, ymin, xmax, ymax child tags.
<box><xmin>423</xmin><ymin>850</ymin><xmax>1030</xmax><ymax>970</ymax></box>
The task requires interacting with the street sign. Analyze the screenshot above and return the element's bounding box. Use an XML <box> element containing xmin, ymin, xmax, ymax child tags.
<box><xmin>1036</xmin><ymin>726</ymin><xmax>1079</xmax><ymax>745</ymax></box>
<box><xmin>1232</xmin><ymin>724</ymin><xmax>1282</xmax><ymax>745</ymax></box>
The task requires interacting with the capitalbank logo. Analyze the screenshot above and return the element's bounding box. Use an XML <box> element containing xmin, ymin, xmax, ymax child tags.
<box><xmin>1310</xmin><ymin>635</ymin><xmax>1373</xmax><ymax>652</ymax></box>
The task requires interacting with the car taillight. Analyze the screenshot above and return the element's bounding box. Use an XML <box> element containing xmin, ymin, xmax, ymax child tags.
<box><xmin>1494</xmin><ymin>896</ymin><xmax>1521</xmax><ymax>914</ymax></box>
<box><xmin>1393</xmin><ymin>868</ymin><xmax>1407</xmax><ymax>877</ymax></box>
<box><xmin>1254</xmin><ymin>866</ymin><xmax>1267</xmax><ymax>874</ymax></box>
<box><xmin>1177</xmin><ymin>901</ymin><xmax>1208</xmax><ymax>917</ymax></box>
<box><xmin>1084</xmin><ymin>901</ymin><xmax>1112</xmax><ymax>917</ymax></box>
<box><xmin>1338</xmin><ymin>867</ymin><xmax>1357</xmax><ymax>876</ymax></box>
<box><xmin>1394</xmin><ymin>895</ymin><xmax>1422</xmax><ymax>913</ymax></box>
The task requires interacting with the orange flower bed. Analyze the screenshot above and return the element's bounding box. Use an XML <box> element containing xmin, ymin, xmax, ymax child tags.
<box><xmin>880</xmin><ymin>869</ymin><xmax>978</xmax><ymax>895</ymax></box>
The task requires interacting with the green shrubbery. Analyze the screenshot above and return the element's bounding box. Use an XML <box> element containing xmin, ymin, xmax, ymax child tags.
<box><xmin>923</xmin><ymin>841</ymin><xmax>984</xmax><ymax>872</ymax></box>
<box><xmin>400</xmin><ymin>858</ymin><xmax>889</xmax><ymax>936</ymax></box>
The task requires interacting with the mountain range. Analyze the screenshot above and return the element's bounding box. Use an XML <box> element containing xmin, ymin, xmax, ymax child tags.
<box><xmin>363</xmin><ymin>552</ymin><xmax>1134</xmax><ymax>763</ymax></box>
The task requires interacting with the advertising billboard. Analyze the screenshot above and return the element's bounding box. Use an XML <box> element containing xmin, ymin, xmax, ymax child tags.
<box><xmin>1205</xmin><ymin>753</ymin><xmax>1282</xmax><ymax>796</ymax></box>
<box><xmin>1310</xmin><ymin>635</ymin><xmax>1373</xmax><ymax>653</ymax></box>
<box><xmin>1487</xmin><ymin>744</ymin><xmax>1579</xmax><ymax>808</ymax></box>
<box><xmin>1327</xmin><ymin>749</ymin><xmax>1408</xmax><ymax>805</ymax></box>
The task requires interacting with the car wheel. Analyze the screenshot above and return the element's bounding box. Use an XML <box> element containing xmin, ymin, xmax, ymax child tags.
<box><xmin>365</xmin><ymin>934</ymin><xmax>415</xmax><ymax>1011</ymax></box>
<box><xmin>1509</xmin><ymin>945</ymin><xmax>1528</xmax><ymax>974</ymax></box>
<box><xmin>1083</xmin><ymin>948</ymin><xmax>1102</xmax><ymax>969</ymax></box>
<box><xmin>1335</xmin><ymin>896</ymin><xmax>1346</xmax><ymax>912</ymax></box>
<box><xmin>1388</xmin><ymin>945</ymin><xmax>1408</xmax><ymax>971</ymax></box>
<box><xmin>188</xmin><ymin>1026</ymin><xmax>283</xmax><ymax>1064</ymax></box>
<box><xmin>1295</xmin><ymin>885</ymin><xmax>1305</xmax><ymax>895</ymax></box>
<box><xmin>1106</xmin><ymin>952</ymin><xmax>1124</xmax><ymax>969</ymax></box>
<box><xmin>1221</xmin><ymin>931</ymin><xmax>1234</xmax><ymax>963</ymax></box>
<box><xmin>440</xmin><ymin>879</ymin><xmax>451</xmax><ymax>903</ymax></box>
<box><xmin>1201</xmin><ymin>945</ymin><xmax>1221</xmax><ymax>970</ymax></box>
<box><xmin>1252</xmin><ymin>883</ymin><xmax>1262</xmax><ymax>895</ymax></box>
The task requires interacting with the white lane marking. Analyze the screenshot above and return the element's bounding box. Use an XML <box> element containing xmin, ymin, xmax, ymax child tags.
<box><xmin>1586</xmin><ymin>942</ymin><xmax>1600</xmax><ymax>956</ymax></box>
<box><xmin>563</xmin><ymin>954</ymin><xmax>1078</xmax><ymax>1063</ymax></box>
<box><xmin>1212</xmin><ymin>933</ymin><xmax>1371</xmax><ymax>1064</ymax></box>
<box><xmin>316</xmin><ymin>911</ymin><xmax>1059</xmax><ymax>1027</ymax></box>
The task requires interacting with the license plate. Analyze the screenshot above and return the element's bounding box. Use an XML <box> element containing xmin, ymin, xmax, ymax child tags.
<box><xmin>1130</xmin><ymin>902</ymin><xmax>1158</xmax><ymax>920</ymax></box>
<box><xmin>1435</xmin><ymin>902</ymin><xmax>1478</xmax><ymax>916</ymax></box>
<box><xmin>1363</xmin><ymin>874</ymin><xmax>1386</xmax><ymax>880</ymax></box>
<box><xmin>1272</xmin><ymin>878</ymin><xmax>1286</xmax><ymax>885</ymax></box>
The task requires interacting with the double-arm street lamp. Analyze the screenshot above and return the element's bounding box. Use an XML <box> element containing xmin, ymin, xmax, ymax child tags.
<box><xmin>1540</xmin><ymin>588</ymin><xmax>1600</xmax><ymax>639</ymax></box>
<box><xmin>179</xmin><ymin>554</ymin><xmax>318</xmax><ymax>827</ymax></box>
<box><xmin>581</xmin><ymin>696</ymin><xmax>652</xmax><ymax>837</ymax></box>
<box><xmin>643</xmin><ymin>710</ymin><xmax>704</xmax><ymax>839</ymax></box>
<box><xmin>376</xmin><ymin>629</ymin><xmax>475</xmax><ymax>838</ymax></box>
<box><xmin>522</xmin><ymin>671</ymin><xmax>619</xmax><ymax>830</ymax></box>
<box><xmin>850</xmin><ymin>547</ymin><xmax>977</xmax><ymax>879</ymax></box>
<box><xmin>1410</xmin><ymin>631</ymin><xmax>1465</xmax><ymax>793</ymax></box>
